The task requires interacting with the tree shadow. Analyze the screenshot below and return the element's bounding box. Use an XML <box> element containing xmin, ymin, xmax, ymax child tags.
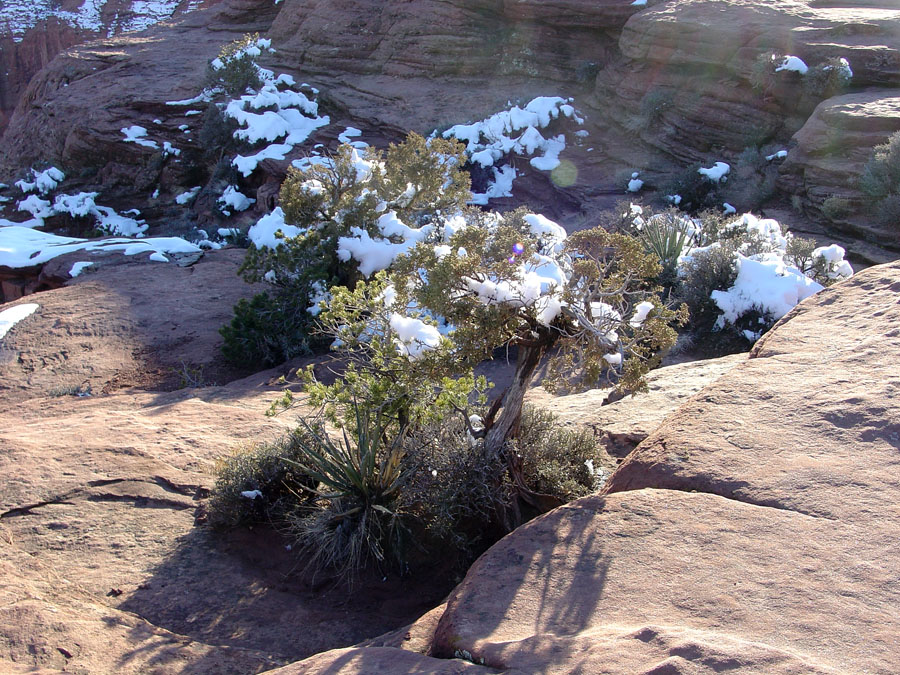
<box><xmin>115</xmin><ymin>521</ymin><xmax>456</xmax><ymax>673</ymax></box>
<box><xmin>431</xmin><ymin>496</ymin><xmax>611</xmax><ymax>671</ymax></box>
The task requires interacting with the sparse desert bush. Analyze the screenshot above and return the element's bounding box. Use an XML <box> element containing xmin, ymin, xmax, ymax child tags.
<box><xmin>859</xmin><ymin>131</ymin><xmax>900</xmax><ymax>227</ymax></box>
<box><xmin>677</xmin><ymin>239</ymin><xmax>740</xmax><ymax>335</ymax></box>
<box><xmin>514</xmin><ymin>405</ymin><xmax>603</xmax><ymax>501</ymax></box>
<box><xmin>751</xmin><ymin>52</ymin><xmax>853</xmax><ymax>103</ymax></box>
<box><xmin>250</xmin><ymin>399</ymin><xmax>604</xmax><ymax>580</ymax></box>
<box><xmin>205</xmin><ymin>33</ymin><xmax>267</xmax><ymax>96</ymax></box>
<box><xmin>750</xmin><ymin>52</ymin><xmax>780</xmax><ymax>93</ymax></box>
<box><xmin>719</xmin><ymin>145</ymin><xmax>778</xmax><ymax>212</ymax></box>
<box><xmin>803</xmin><ymin>57</ymin><xmax>853</xmax><ymax>98</ymax></box>
<box><xmin>820</xmin><ymin>195</ymin><xmax>852</xmax><ymax>222</ymax></box>
<box><xmin>208</xmin><ymin>429</ymin><xmax>318</xmax><ymax>528</ymax></box>
<box><xmin>660</xmin><ymin>163</ymin><xmax>720</xmax><ymax>211</ymax></box>
<box><xmin>199</xmin><ymin>103</ymin><xmax>245</xmax><ymax>164</ymax></box>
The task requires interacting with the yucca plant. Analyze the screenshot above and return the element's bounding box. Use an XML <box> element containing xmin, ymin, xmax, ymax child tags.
<box><xmin>287</xmin><ymin>402</ymin><xmax>410</xmax><ymax>580</ymax></box>
<box><xmin>637</xmin><ymin>210</ymin><xmax>697</xmax><ymax>281</ymax></box>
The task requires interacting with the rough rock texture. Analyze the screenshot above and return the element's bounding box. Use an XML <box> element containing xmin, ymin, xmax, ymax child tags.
<box><xmin>778</xmin><ymin>91</ymin><xmax>900</xmax><ymax>244</ymax></box>
<box><xmin>0</xmin><ymin>250</ymin><xmax>450</xmax><ymax>673</ymax></box>
<box><xmin>0</xmin><ymin>19</ymin><xmax>85</xmax><ymax>135</ymax></box>
<box><xmin>284</xmin><ymin>262</ymin><xmax>900</xmax><ymax>673</ymax></box>
<box><xmin>0</xmin><ymin>1</ymin><xmax>221</xmax><ymax>136</ymax></box>
<box><xmin>0</xmin><ymin>248</ymin><xmax>262</xmax><ymax>400</ymax></box>
<box><xmin>525</xmin><ymin>353</ymin><xmax>744</xmax><ymax>459</ymax></box>
<box><xmin>2</xmin><ymin>0</ymin><xmax>898</xmax><ymax>259</ymax></box>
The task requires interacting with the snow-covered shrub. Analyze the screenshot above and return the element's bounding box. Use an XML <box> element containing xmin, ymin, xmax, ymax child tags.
<box><xmin>206</xmin><ymin>33</ymin><xmax>271</xmax><ymax>96</ymax></box>
<box><xmin>751</xmin><ymin>52</ymin><xmax>852</xmax><ymax>102</ymax></box>
<box><xmin>671</xmin><ymin>211</ymin><xmax>853</xmax><ymax>350</ymax></box>
<box><xmin>803</xmin><ymin>57</ymin><xmax>853</xmax><ymax>98</ymax></box>
<box><xmin>659</xmin><ymin>162</ymin><xmax>720</xmax><ymax>211</ymax></box>
<box><xmin>198</xmin><ymin>103</ymin><xmax>245</xmax><ymax>162</ymax></box>
<box><xmin>224</xmin><ymin>133</ymin><xmax>471</xmax><ymax>366</ymax></box>
<box><xmin>859</xmin><ymin>131</ymin><xmax>900</xmax><ymax>227</ymax></box>
<box><xmin>262</xmin><ymin>208</ymin><xmax>670</xmax><ymax>578</ymax></box>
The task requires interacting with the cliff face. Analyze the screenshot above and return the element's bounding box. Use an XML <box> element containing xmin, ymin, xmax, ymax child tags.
<box><xmin>0</xmin><ymin>0</ymin><xmax>220</xmax><ymax>136</ymax></box>
<box><xmin>1</xmin><ymin>0</ymin><xmax>899</xmax><ymax>252</ymax></box>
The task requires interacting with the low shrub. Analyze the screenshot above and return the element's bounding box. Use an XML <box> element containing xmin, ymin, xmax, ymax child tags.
<box><xmin>859</xmin><ymin>131</ymin><xmax>900</xmax><ymax>227</ymax></box>
<box><xmin>219</xmin><ymin>292</ymin><xmax>318</xmax><ymax>368</ymax></box>
<box><xmin>286</xmin><ymin>404</ymin><xmax>410</xmax><ymax>579</ymax></box>
<box><xmin>205</xmin><ymin>33</ymin><xmax>265</xmax><ymax>96</ymax></box>
<box><xmin>803</xmin><ymin>57</ymin><xmax>853</xmax><ymax>98</ymax></box>
<box><xmin>659</xmin><ymin>163</ymin><xmax>720</xmax><ymax>211</ymax></box>
<box><xmin>515</xmin><ymin>405</ymin><xmax>603</xmax><ymax>501</ymax></box>
<box><xmin>208</xmin><ymin>429</ymin><xmax>318</xmax><ymax>528</ymax></box>
<box><xmin>820</xmin><ymin>195</ymin><xmax>852</xmax><ymax>221</ymax></box>
<box><xmin>213</xmin><ymin>398</ymin><xmax>605</xmax><ymax>581</ymax></box>
<box><xmin>719</xmin><ymin>146</ymin><xmax>778</xmax><ymax>212</ymax></box>
<box><xmin>750</xmin><ymin>52</ymin><xmax>779</xmax><ymax>93</ymax></box>
<box><xmin>630</xmin><ymin>208</ymin><xmax>697</xmax><ymax>287</ymax></box>
<box><xmin>678</xmin><ymin>239</ymin><xmax>739</xmax><ymax>335</ymax></box>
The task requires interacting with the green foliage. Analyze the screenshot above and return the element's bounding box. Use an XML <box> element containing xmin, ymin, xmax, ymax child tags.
<box><xmin>233</xmin><ymin>133</ymin><xmax>472</xmax><ymax>359</ymax></box>
<box><xmin>219</xmin><ymin>292</ymin><xmax>317</xmax><ymax>368</ymax></box>
<box><xmin>803</xmin><ymin>57</ymin><xmax>852</xmax><ymax>98</ymax></box>
<box><xmin>719</xmin><ymin>145</ymin><xmax>778</xmax><ymax>212</ymax></box>
<box><xmin>208</xmin><ymin>430</ymin><xmax>317</xmax><ymax>528</ymax></box>
<box><xmin>678</xmin><ymin>240</ymin><xmax>740</xmax><ymax>335</ymax></box>
<box><xmin>219</xmin><ymin>132</ymin><xmax>690</xmax><ymax>580</ymax></box>
<box><xmin>206</xmin><ymin>33</ymin><xmax>264</xmax><ymax>96</ymax></box>
<box><xmin>859</xmin><ymin>131</ymin><xmax>900</xmax><ymax>227</ymax></box>
<box><xmin>750</xmin><ymin>52</ymin><xmax>779</xmax><ymax>93</ymax></box>
<box><xmin>514</xmin><ymin>405</ymin><xmax>602</xmax><ymax>501</ymax></box>
<box><xmin>286</xmin><ymin>403</ymin><xmax>409</xmax><ymax>579</ymax></box>
<box><xmin>660</xmin><ymin>162</ymin><xmax>720</xmax><ymax>211</ymax></box>
<box><xmin>632</xmin><ymin>209</ymin><xmax>697</xmax><ymax>284</ymax></box>
<box><xmin>820</xmin><ymin>195</ymin><xmax>852</xmax><ymax>222</ymax></box>
<box><xmin>198</xmin><ymin>103</ymin><xmax>245</xmax><ymax>163</ymax></box>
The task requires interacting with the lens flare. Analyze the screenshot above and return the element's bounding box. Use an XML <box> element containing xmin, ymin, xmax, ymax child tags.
<box><xmin>551</xmin><ymin>160</ymin><xmax>578</xmax><ymax>188</ymax></box>
<box><xmin>512</xmin><ymin>242</ymin><xmax>525</xmax><ymax>255</ymax></box>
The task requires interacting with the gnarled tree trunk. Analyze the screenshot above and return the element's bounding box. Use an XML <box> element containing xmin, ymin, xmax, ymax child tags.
<box><xmin>483</xmin><ymin>328</ymin><xmax>562</xmax><ymax>517</ymax></box>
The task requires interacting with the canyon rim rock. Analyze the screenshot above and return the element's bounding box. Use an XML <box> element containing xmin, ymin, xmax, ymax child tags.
<box><xmin>0</xmin><ymin>0</ymin><xmax>222</xmax><ymax>136</ymax></box>
<box><xmin>278</xmin><ymin>260</ymin><xmax>900</xmax><ymax>673</ymax></box>
<box><xmin>1</xmin><ymin>0</ymin><xmax>898</xmax><ymax>255</ymax></box>
<box><xmin>0</xmin><ymin>249</ymin><xmax>451</xmax><ymax>673</ymax></box>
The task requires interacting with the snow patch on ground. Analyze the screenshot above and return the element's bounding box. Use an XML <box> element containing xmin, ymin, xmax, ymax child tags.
<box><xmin>0</xmin><ymin>303</ymin><xmax>39</xmax><ymax>340</ymax></box>
<box><xmin>218</xmin><ymin>186</ymin><xmax>255</xmax><ymax>215</ymax></box>
<box><xmin>0</xmin><ymin>225</ymin><xmax>201</xmax><ymax>269</ymax></box>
